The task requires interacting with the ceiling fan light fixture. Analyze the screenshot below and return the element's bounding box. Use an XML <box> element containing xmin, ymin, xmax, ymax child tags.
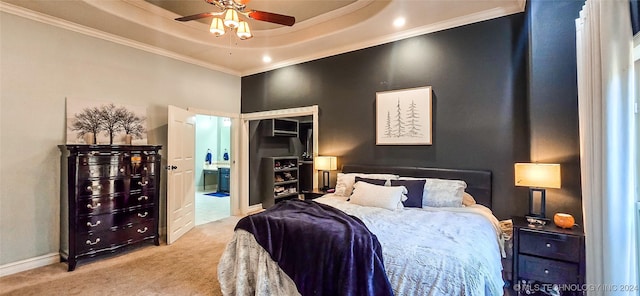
<box><xmin>223</xmin><ymin>9</ymin><xmax>239</xmax><ymax>29</ymax></box>
<box><xmin>236</xmin><ymin>21</ymin><xmax>252</xmax><ymax>39</ymax></box>
<box><xmin>210</xmin><ymin>18</ymin><xmax>226</xmax><ymax>36</ymax></box>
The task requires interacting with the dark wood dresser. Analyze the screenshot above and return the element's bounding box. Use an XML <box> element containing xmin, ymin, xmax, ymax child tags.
<box><xmin>59</xmin><ymin>145</ymin><xmax>162</xmax><ymax>271</ymax></box>
<box><xmin>512</xmin><ymin>216</ymin><xmax>585</xmax><ymax>295</ymax></box>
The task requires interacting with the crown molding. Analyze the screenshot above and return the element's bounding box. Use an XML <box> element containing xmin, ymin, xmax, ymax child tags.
<box><xmin>0</xmin><ymin>2</ymin><xmax>241</xmax><ymax>77</ymax></box>
<box><xmin>240</xmin><ymin>1</ymin><xmax>526</xmax><ymax>76</ymax></box>
<box><xmin>1</xmin><ymin>0</ymin><xmax>526</xmax><ymax>77</ymax></box>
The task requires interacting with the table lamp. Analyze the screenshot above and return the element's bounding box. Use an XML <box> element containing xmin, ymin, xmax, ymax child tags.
<box><xmin>514</xmin><ymin>163</ymin><xmax>561</xmax><ymax>219</ymax></box>
<box><xmin>315</xmin><ymin>156</ymin><xmax>337</xmax><ymax>190</ymax></box>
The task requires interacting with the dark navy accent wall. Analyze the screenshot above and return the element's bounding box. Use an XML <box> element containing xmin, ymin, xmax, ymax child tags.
<box><xmin>242</xmin><ymin>8</ymin><xmax>582</xmax><ymax>220</ymax></box>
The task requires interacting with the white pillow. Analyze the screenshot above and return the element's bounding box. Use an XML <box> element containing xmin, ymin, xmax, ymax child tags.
<box><xmin>334</xmin><ymin>173</ymin><xmax>399</xmax><ymax>197</ymax></box>
<box><xmin>398</xmin><ymin>177</ymin><xmax>467</xmax><ymax>208</ymax></box>
<box><xmin>349</xmin><ymin>181</ymin><xmax>407</xmax><ymax>211</ymax></box>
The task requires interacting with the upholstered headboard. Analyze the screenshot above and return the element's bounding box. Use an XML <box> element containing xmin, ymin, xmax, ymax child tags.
<box><xmin>341</xmin><ymin>164</ymin><xmax>493</xmax><ymax>209</ymax></box>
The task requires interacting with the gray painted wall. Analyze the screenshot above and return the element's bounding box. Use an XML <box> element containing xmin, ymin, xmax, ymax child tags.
<box><xmin>242</xmin><ymin>14</ymin><xmax>530</xmax><ymax>220</ymax></box>
<box><xmin>0</xmin><ymin>12</ymin><xmax>240</xmax><ymax>265</ymax></box>
<box><xmin>527</xmin><ymin>0</ymin><xmax>584</xmax><ymax>224</ymax></box>
<box><xmin>241</xmin><ymin>6</ymin><xmax>585</xmax><ymax>222</ymax></box>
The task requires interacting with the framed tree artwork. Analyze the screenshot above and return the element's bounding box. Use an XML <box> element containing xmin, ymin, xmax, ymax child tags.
<box><xmin>376</xmin><ymin>86</ymin><xmax>432</xmax><ymax>145</ymax></box>
<box><xmin>66</xmin><ymin>98</ymin><xmax>148</xmax><ymax>145</ymax></box>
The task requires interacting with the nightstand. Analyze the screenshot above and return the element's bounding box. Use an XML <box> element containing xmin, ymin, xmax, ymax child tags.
<box><xmin>512</xmin><ymin>216</ymin><xmax>585</xmax><ymax>295</ymax></box>
<box><xmin>301</xmin><ymin>188</ymin><xmax>330</xmax><ymax>200</ymax></box>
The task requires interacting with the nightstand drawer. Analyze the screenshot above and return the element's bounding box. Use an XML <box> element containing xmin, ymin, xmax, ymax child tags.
<box><xmin>519</xmin><ymin>229</ymin><xmax>581</xmax><ymax>262</ymax></box>
<box><xmin>519</xmin><ymin>254</ymin><xmax>580</xmax><ymax>284</ymax></box>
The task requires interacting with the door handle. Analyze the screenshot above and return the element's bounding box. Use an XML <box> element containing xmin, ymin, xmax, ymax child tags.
<box><xmin>165</xmin><ymin>165</ymin><xmax>177</xmax><ymax>170</ymax></box>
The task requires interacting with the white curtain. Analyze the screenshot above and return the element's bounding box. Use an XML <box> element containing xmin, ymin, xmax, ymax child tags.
<box><xmin>576</xmin><ymin>0</ymin><xmax>637</xmax><ymax>295</ymax></box>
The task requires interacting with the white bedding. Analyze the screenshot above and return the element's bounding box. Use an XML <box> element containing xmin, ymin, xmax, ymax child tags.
<box><xmin>218</xmin><ymin>195</ymin><xmax>504</xmax><ymax>296</ymax></box>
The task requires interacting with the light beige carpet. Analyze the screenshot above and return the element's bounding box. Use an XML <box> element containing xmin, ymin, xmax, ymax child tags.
<box><xmin>0</xmin><ymin>215</ymin><xmax>241</xmax><ymax>296</ymax></box>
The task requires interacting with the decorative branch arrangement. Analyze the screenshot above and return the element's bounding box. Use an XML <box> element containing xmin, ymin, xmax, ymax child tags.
<box><xmin>71</xmin><ymin>103</ymin><xmax>146</xmax><ymax>144</ymax></box>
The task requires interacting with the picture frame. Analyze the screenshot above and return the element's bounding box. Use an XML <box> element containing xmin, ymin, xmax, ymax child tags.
<box><xmin>66</xmin><ymin>98</ymin><xmax>148</xmax><ymax>145</ymax></box>
<box><xmin>376</xmin><ymin>86</ymin><xmax>432</xmax><ymax>145</ymax></box>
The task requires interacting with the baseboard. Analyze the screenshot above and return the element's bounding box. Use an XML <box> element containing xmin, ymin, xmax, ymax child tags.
<box><xmin>246</xmin><ymin>204</ymin><xmax>263</xmax><ymax>214</ymax></box>
<box><xmin>0</xmin><ymin>253</ymin><xmax>60</xmax><ymax>277</ymax></box>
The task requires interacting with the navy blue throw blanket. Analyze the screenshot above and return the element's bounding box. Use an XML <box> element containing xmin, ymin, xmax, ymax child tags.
<box><xmin>235</xmin><ymin>199</ymin><xmax>393</xmax><ymax>296</ymax></box>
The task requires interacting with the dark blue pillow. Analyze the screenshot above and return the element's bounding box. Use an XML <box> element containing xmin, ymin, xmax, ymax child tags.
<box><xmin>390</xmin><ymin>179</ymin><xmax>426</xmax><ymax>208</ymax></box>
<box><xmin>354</xmin><ymin>176</ymin><xmax>387</xmax><ymax>186</ymax></box>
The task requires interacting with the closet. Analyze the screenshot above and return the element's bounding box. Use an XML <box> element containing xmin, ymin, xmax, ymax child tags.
<box><xmin>249</xmin><ymin>116</ymin><xmax>313</xmax><ymax>208</ymax></box>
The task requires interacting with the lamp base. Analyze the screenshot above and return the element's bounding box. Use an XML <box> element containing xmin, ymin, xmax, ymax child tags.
<box><xmin>321</xmin><ymin>170</ymin><xmax>330</xmax><ymax>191</ymax></box>
<box><xmin>525</xmin><ymin>215</ymin><xmax>550</xmax><ymax>226</ymax></box>
<box><xmin>528</xmin><ymin>188</ymin><xmax>547</xmax><ymax>218</ymax></box>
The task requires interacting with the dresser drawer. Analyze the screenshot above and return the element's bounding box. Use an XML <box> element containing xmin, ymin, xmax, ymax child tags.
<box><xmin>78</xmin><ymin>153</ymin><xmax>125</xmax><ymax>165</ymax></box>
<box><xmin>78</xmin><ymin>179</ymin><xmax>128</xmax><ymax>197</ymax></box>
<box><xmin>130</xmin><ymin>176</ymin><xmax>156</xmax><ymax>192</ymax></box>
<box><xmin>519</xmin><ymin>229</ymin><xmax>581</xmax><ymax>262</ymax></box>
<box><xmin>78</xmin><ymin>193</ymin><xmax>154</xmax><ymax>216</ymax></box>
<box><xmin>77</xmin><ymin>206</ymin><xmax>155</xmax><ymax>233</ymax></box>
<box><xmin>78</xmin><ymin>164</ymin><xmax>129</xmax><ymax>179</ymax></box>
<box><xmin>125</xmin><ymin>191</ymin><xmax>155</xmax><ymax>208</ymax></box>
<box><xmin>77</xmin><ymin>195</ymin><xmax>119</xmax><ymax>216</ymax></box>
<box><xmin>76</xmin><ymin>220</ymin><xmax>156</xmax><ymax>255</ymax></box>
<box><xmin>131</xmin><ymin>162</ymin><xmax>156</xmax><ymax>176</ymax></box>
<box><xmin>518</xmin><ymin>254</ymin><xmax>580</xmax><ymax>284</ymax></box>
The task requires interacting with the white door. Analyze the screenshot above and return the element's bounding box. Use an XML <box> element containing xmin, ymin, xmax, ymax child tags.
<box><xmin>167</xmin><ymin>105</ymin><xmax>196</xmax><ymax>244</ymax></box>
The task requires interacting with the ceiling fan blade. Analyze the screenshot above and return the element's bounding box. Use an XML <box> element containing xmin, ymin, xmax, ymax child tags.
<box><xmin>248</xmin><ymin>10</ymin><xmax>295</xmax><ymax>26</ymax></box>
<box><xmin>175</xmin><ymin>12</ymin><xmax>215</xmax><ymax>22</ymax></box>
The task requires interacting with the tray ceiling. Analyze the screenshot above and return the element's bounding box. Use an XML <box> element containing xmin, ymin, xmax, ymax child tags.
<box><xmin>0</xmin><ymin>0</ymin><xmax>526</xmax><ymax>76</ymax></box>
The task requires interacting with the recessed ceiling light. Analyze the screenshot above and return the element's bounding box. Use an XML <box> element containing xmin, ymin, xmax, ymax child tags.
<box><xmin>262</xmin><ymin>55</ymin><xmax>272</xmax><ymax>63</ymax></box>
<box><xmin>393</xmin><ymin>17</ymin><xmax>406</xmax><ymax>28</ymax></box>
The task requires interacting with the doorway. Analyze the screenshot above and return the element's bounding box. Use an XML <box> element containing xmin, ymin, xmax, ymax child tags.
<box><xmin>194</xmin><ymin>114</ymin><xmax>232</xmax><ymax>225</ymax></box>
<box><xmin>240</xmin><ymin>106</ymin><xmax>319</xmax><ymax>213</ymax></box>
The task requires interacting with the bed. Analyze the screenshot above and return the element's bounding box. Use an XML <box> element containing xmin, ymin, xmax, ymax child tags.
<box><xmin>218</xmin><ymin>165</ymin><xmax>504</xmax><ymax>296</ymax></box>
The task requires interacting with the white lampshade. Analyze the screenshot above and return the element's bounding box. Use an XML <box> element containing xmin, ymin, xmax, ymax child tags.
<box><xmin>236</xmin><ymin>21</ymin><xmax>252</xmax><ymax>40</ymax></box>
<box><xmin>209</xmin><ymin>18</ymin><xmax>225</xmax><ymax>36</ymax></box>
<box><xmin>315</xmin><ymin>156</ymin><xmax>337</xmax><ymax>171</ymax></box>
<box><xmin>223</xmin><ymin>9</ymin><xmax>239</xmax><ymax>29</ymax></box>
<box><xmin>514</xmin><ymin>163</ymin><xmax>561</xmax><ymax>188</ymax></box>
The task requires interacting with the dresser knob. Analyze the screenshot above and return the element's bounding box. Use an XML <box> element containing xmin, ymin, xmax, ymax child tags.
<box><xmin>138</xmin><ymin>196</ymin><xmax>149</xmax><ymax>201</ymax></box>
<box><xmin>138</xmin><ymin>181</ymin><xmax>148</xmax><ymax>186</ymax></box>
<box><xmin>138</xmin><ymin>212</ymin><xmax>148</xmax><ymax>218</ymax></box>
<box><xmin>86</xmin><ymin>238</ymin><xmax>101</xmax><ymax>245</ymax></box>
<box><xmin>546</xmin><ymin>243</ymin><xmax>551</xmax><ymax>248</ymax></box>
<box><xmin>120</xmin><ymin>167</ymin><xmax>125</xmax><ymax>173</ymax></box>
<box><xmin>87</xmin><ymin>203</ymin><xmax>101</xmax><ymax>210</ymax></box>
<box><xmin>137</xmin><ymin>227</ymin><xmax>148</xmax><ymax>234</ymax></box>
<box><xmin>544</xmin><ymin>269</ymin><xmax>549</xmax><ymax>274</ymax></box>
<box><xmin>86</xmin><ymin>185</ymin><xmax>102</xmax><ymax>192</ymax></box>
<box><xmin>86</xmin><ymin>221</ymin><xmax>101</xmax><ymax>227</ymax></box>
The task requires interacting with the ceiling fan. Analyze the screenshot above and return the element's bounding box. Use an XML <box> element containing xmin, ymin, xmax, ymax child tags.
<box><xmin>175</xmin><ymin>0</ymin><xmax>296</xmax><ymax>40</ymax></box>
